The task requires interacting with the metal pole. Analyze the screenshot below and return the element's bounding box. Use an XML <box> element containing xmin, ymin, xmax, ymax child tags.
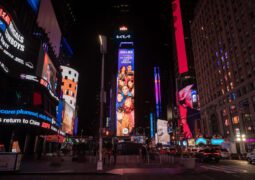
<box><xmin>97</xmin><ymin>52</ymin><xmax>105</xmax><ymax>171</ymax></box>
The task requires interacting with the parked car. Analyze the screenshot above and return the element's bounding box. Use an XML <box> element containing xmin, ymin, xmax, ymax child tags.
<box><xmin>247</xmin><ymin>154</ymin><xmax>255</xmax><ymax>164</ymax></box>
<box><xmin>168</xmin><ymin>148</ymin><xmax>177</xmax><ymax>155</ymax></box>
<box><xmin>196</xmin><ymin>148</ymin><xmax>221</xmax><ymax>163</ymax></box>
<box><xmin>246</xmin><ymin>149</ymin><xmax>255</xmax><ymax>160</ymax></box>
<box><xmin>220</xmin><ymin>148</ymin><xmax>230</xmax><ymax>159</ymax></box>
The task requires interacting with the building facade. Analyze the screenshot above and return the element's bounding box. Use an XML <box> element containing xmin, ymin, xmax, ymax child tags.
<box><xmin>191</xmin><ymin>0</ymin><xmax>255</xmax><ymax>152</ymax></box>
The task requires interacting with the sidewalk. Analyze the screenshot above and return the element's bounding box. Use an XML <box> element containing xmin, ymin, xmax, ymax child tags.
<box><xmin>16</xmin><ymin>155</ymin><xmax>205</xmax><ymax>175</ymax></box>
<box><xmin>18</xmin><ymin>156</ymin><xmax>109</xmax><ymax>174</ymax></box>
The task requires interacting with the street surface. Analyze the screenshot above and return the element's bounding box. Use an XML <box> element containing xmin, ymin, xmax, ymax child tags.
<box><xmin>1</xmin><ymin>160</ymin><xmax>254</xmax><ymax>180</ymax></box>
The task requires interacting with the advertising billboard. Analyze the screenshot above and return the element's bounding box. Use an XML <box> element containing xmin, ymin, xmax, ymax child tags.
<box><xmin>0</xmin><ymin>7</ymin><xmax>40</xmax><ymax>77</ymax></box>
<box><xmin>62</xmin><ymin>102</ymin><xmax>75</xmax><ymax>135</ymax></box>
<box><xmin>157</xmin><ymin>119</ymin><xmax>170</xmax><ymax>145</ymax></box>
<box><xmin>116</xmin><ymin>49</ymin><xmax>135</xmax><ymax>136</ymax></box>
<box><xmin>172</xmin><ymin>0</ymin><xmax>188</xmax><ymax>74</ymax></box>
<box><xmin>178</xmin><ymin>84</ymin><xmax>200</xmax><ymax>138</ymax></box>
<box><xmin>41</xmin><ymin>53</ymin><xmax>57</xmax><ymax>92</ymax></box>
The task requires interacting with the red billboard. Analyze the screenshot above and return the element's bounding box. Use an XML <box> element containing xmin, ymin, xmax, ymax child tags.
<box><xmin>172</xmin><ymin>0</ymin><xmax>188</xmax><ymax>74</ymax></box>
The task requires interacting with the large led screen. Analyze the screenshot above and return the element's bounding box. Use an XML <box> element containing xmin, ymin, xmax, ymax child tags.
<box><xmin>172</xmin><ymin>0</ymin><xmax>188</xmax><ymax>74</ymax></box>
<box><xmin>178</xmin><ymin>84</ymin><xmax>200</xmax><ymax>138</ymax></box>
<box><xmin>157</xmin><ymin>119</ymin><xmax>170</xmax><ymax>145</ymax></box>
<box><xmin>41</xmin><ymin>52</ymin><xmax>57</xmax><ymax>92</ymax></box>
<box><xmin>62</xmin><ymin>102</ymin><xmax>75</xmax><ymax>135</ymax></box>
<box><xmin>116</xmin><ymin>49</ymin><xmax>135</xmax><ymax>136</ymax></box>
<box><xmin>0</xmin><ymin>7</ymin><xmax>40</xmax><ymax>77</ymax></box>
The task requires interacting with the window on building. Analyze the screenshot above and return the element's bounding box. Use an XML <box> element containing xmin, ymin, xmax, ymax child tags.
<box><xmin>232</xmin><ymin>116</ymin><xmax>239</xmax><ymax>124</ymax></box>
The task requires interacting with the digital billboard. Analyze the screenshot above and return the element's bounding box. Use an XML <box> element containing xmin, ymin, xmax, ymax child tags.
<box><xmin>178</xmin><ymin>84</ymin><xmax>200</xmax><ymax>138</ymax></box>
<box><xmin>157</xmin><ymin>119</ymin><xmax>170</xmax><ymax>145</ymax></box>
<box><xmin>0</xmin><ymin>7</ymin><xmax>40</xmax><ymax>77</ymax></box>
<box><xmin>62</xmin><ymin>102</ymin><xmax>75</xmax><ymax>135</ymax></box>
<box><xmin>116</xmin><ymin>49</ymin><xmax>135</xmax><ymax>136</ymax></box>
<box><xmin>172</xmin><ymin>0</ymin><xmax>188</xmax><ymax>74</ymax></box>
<box><xmin>41</xmin><ymin>53</ymin><xmax>57</xmax><ymax>93</ymax></box>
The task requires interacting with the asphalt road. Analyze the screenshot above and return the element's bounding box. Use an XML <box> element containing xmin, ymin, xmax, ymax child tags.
<box><xmin>1</xmin><ymin>160</ymin><xmax>254</xmax><ymax>180</ymax></box>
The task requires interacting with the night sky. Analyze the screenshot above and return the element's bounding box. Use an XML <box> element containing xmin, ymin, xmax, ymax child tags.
<box><xmin>66</xmin><ymin>0</ymin><xmax>175</xmax><ymax>136</ymax></box>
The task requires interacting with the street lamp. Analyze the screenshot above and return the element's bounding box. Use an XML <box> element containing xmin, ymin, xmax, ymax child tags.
<box><xmin>97</xmin><ymin>35</ymin><xmax>107</xmax><ymax>171</ymax></box>
<box><xmin>235</xmin><ymin>133</ymin><xmax>246</xmax><ymax>154</ymax></box>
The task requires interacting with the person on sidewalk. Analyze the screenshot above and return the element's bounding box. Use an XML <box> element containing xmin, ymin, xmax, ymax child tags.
<box><xmin>112</xmin><ymin>141</ymin><xmax>118</xmax><ymax>165</ymax></box>
<box><xmin>141</xmin><ymin>145</ymin><xmax>147</xmax><ymax>162</ymax></box>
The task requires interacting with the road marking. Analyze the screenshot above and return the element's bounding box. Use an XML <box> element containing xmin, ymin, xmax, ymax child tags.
<box><xmin>200</xmin><ymin>165</ymin><xmax>250</xmax><ymax>174</ymax></box>
<box><xmin>200</xmin><ymin>165</ymin><xmax>234</xmax><ymax>173</ymax></box>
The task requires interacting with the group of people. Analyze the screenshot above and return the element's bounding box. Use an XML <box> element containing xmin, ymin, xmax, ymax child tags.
<box><xmin>116</xmin><ymin>65</ymin><xmax>135</xmax><ymax>136</ymax></box>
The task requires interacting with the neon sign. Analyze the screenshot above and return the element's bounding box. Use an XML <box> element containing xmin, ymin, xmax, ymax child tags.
<box><xmin>211</xmin><ymin>139</ymin><xmax>224</xmax><ymax>145</ymax></box>
<box><xmin>195</xmin><ymin>138</ymin><xmax>207</xmax><ymax>145</ymax></box>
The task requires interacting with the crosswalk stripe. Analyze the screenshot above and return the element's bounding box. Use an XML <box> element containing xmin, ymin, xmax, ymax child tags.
<box><xmin>210</xmin><ymin>165</ymin><xmax>248</xmax><ymax>173</ymax></box>
<box><xmin>200</xmin><ymin>165</ymin><xmax>250</xmax><ymax>173</ymax></box>
<box><xmin>200</xmin><ymin>165</ymin><xmax>234</xmax><ymax>173</ymax></box>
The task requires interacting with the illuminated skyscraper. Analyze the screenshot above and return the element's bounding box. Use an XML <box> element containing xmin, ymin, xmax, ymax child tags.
<box><xmin>191</xmin><ymin>0</ymin><xmax>255</xmax><ymax>153</ymax></box>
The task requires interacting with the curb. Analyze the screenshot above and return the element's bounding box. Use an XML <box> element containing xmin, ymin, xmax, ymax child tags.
<box><xmin>0</xmin><ymin>171</ymin><xmax>119</xmax><ymax>176</ymax></box>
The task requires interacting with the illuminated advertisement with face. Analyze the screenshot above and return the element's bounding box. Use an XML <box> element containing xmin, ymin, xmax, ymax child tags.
<box><xmin>41</xmin><ymin>53</ymin><xmax>57</xmax><ymax>92</ymax></box>
<box><xmin>178</xmin><ymin>84</ymin><xmax>200</xmax><ymax>138</ymax></box>
<box><xmin>62</xmin><ymin>102</ymin><xmax>75</xmax><ymax>135</ymax></box>
<box><xmin>157</xmin><ymin>119</ymin><xmax>170</xmax><ymax>145</ymax></box>
<box><xmin>116</xmin><ymin>49</ymin><xmax>134</xmax><ymax>136</ymax></box>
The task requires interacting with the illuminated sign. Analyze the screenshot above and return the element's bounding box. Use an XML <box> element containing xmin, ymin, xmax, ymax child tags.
<box><xmin>0</xmin><ymin>109</ymin><xmax>54</xmax><ymax>123</ymax></box>
<box><xmin>119</xmin><ymin>26</ymin><xmax>128</xmax><ymax>31</ymax></box>
<box><xmin>0</xmin><ymin>7</ymin><xmax>37</xmax><ymax>75</ymax></box>
<box><xmin>154</xmin><ymin>67</ymin><xmax>162</xmax><ymax>119</ymax></box>
<box><xmin>41</xmin><ymin>122</ymin><xmax>50</xmax><ymax>129</ymax></box>
<box><xmin>188</xmin><ymin>139</ymin><xmax>195</xmax><ymax>146</ymax></box>
<box><xmin>27</xmin><ymin>0</ymin><xmax>40</xmax><ymax>13</ymax></box>
<box><xmin>157</xmin><ymin>119</ymin><xmax>170</xmax><ymax>145</ymax></box>
<box><xmin>178</xmin><ymin>84</ymin><xmax>200</xmax><ymax>139</ymax></box>
<box><xmin>195</xmin><ymin>138</ymin><xmax>207</xmax><ymax>145</ymax></box>
<box><xmin>0</xmin><ymin>19</ymin><xmax>6</xmax><ymax>31</ymax></box>
<box><xmin>116</xmin><ymin>34</ymin><xmax>131</xmax><ymax>39</ymax></box>
<box><xmin>150</xmin><ymin>113</ymin><xmax>154</xmax><ymax>138</ymax></box>
<box><xmin>116</xmin><ymin>49</ymin><xmax>135</xmax><ymax>136</ymax></box>
<box><xmin>211</xmin><ymin>139</ymin><xmax>224</xmax><ymax>145</ymax></box>
<box><xmin>0</xmin><ymin>117</ymin><xmax>40</xmax><ymax>126</ymax></box>
<box><xmin>20</xmin><ymin>74</ymin><xmax>59</xmax><ymax>101</ymax></box>
<box><xmin>62</xmin><ymin>102</ymin><xmax>75</xmax><ymax>135</ymax></box>
<box><xmin>20</xmin><ymin>74</ymin><xmax>39</xmax><ymax>82</ymax></box>
<box><xmin>172</xmin><ymin>0</ymin><xmax>188</xmax><ymax>74</ymax></box>
<box><xmin>0</xmin><ymin>8</ymin><xmax>11</xmax><ymax>25</ymax></box>
<box><xmin>0</xmin><ymin>60</ymin><xmax>8</xmax><ymax>73</ymax></box>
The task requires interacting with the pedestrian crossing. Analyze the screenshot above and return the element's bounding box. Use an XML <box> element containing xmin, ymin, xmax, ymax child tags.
<box><xmin>200</xmin><ymin>165</ymin><xmax>250</xmax><ymax>174</ymax></box>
